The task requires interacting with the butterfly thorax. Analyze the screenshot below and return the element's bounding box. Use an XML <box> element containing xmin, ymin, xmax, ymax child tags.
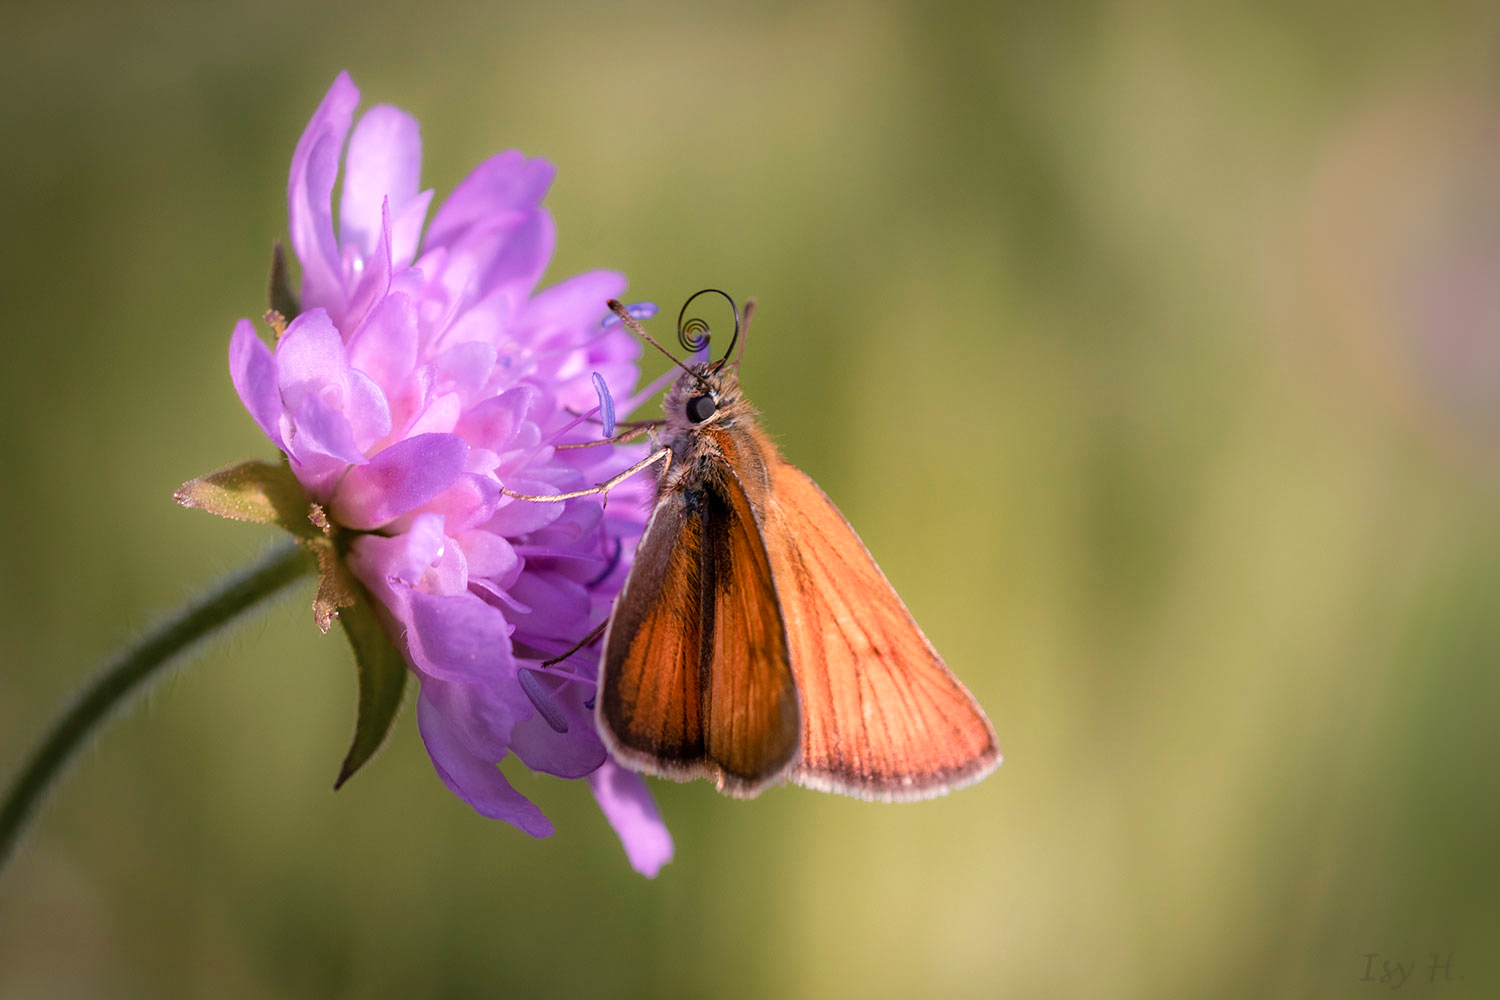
<box><xmin>658</xmin><ymin>364</ymin><xmax>774</xmax><ymax>501</ymax></box>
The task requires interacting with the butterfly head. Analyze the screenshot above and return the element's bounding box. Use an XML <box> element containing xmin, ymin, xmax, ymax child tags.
<box><xmin>662</xmin><ymin>362</ymin><xmax>750</xmax><ymax>433</ymax></box>
<box><xmin>604</xmin><ymin>289</ymin><xmax>757</xmax><ymax>433</ymax></box>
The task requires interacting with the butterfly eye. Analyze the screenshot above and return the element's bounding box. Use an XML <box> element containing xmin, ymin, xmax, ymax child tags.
<box><xmin>686</xmin><ymin>394</ymin><xmax>718</xmax><ymax>423</ymax></box>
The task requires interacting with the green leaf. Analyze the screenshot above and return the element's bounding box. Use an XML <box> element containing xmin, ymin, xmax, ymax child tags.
<box><xmin>174</xmin><ymin>459</ymin><xmax>322</xmax><ymax>540</ymax></box>
<box><xmin>334</xmin><ymin>580</ymin><xmax>409</xmax><ymax>790</ymax></box>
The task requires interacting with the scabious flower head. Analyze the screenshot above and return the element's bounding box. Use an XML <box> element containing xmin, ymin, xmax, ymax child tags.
<box><xmin>216</xmin><ymin>72</ymin><xmax>671</xmax><ymax>876</ymax></box>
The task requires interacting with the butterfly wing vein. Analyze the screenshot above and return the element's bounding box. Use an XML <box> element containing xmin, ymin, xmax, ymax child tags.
<box><xmin>763</xmin><ymin>461</ymin><xmax>1001</xmax><ymax>800</ymax></box>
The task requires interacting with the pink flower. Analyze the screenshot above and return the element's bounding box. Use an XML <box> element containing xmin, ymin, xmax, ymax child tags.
<box><xmin>225</xmin><ymin>73</ymin><xmax>671</xmax><ymax>876</ymax></box>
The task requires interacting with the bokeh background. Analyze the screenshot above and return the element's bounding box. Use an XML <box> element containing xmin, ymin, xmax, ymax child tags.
<box><xmin>4</xmin><ymin>2</ymin><xmax>1500</xmax><ymax>997</ymax></box>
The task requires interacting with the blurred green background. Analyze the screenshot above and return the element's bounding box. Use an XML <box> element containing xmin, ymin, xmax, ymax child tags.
<box><xmin>4</xmin><ymin>2</ymin><xmax>1499</xmax><ymax>997</ymax></box>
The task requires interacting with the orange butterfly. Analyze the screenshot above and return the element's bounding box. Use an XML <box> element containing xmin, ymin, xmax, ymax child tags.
<box><xmin>510</xmin><ymin>291</ymin><xmax>1000</xmax><ymax>800</ymax></box>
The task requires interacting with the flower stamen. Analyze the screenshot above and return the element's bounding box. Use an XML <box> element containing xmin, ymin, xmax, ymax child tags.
<box><xmin>517</xmin><ymin>668</ymin><xmax>570</xmax><ymax>733</ymax></box>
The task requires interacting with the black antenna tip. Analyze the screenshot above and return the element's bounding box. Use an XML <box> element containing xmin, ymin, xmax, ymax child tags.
<box><xmin>676</xmin><ymin>289</ymin><xmax>740</xmax><ymax>361</ymax></box>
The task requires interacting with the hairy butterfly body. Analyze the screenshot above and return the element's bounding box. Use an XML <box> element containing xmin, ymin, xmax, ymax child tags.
<box><xmin>596</xmin><ymin>296</ymin><xmax>1000</xmax><ymax>800</ymax></box>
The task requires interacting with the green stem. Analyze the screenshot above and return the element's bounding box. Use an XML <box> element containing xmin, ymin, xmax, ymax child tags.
<box><xmin>0</xmin><ymin>542</ymin><xmax>312</xmax><ymax>871</ymax></box>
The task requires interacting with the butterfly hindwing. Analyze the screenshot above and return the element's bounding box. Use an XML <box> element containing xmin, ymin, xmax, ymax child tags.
<box><xmin>762</xmin><ymin>460</ymin><xmax>1001</xmax><ymax>800</ymax></box>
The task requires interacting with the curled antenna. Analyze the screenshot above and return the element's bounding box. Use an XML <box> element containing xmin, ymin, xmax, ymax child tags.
<box><xmin>606</xmin><ymin>300</ymin><xmax>714</xmax><ymax>391</ymax></box>
<box><xmin>676</xmin><ymin>288</ymin><xmax>740</xmax><ymax>362</ymax></box>
<box><xmin>679</xmin><ymin>315</ymin><xmax>710</xmax><ymax>354</ymax></box>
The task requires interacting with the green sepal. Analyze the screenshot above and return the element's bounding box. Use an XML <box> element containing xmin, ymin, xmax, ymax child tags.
<box><xmin>176</xmin><ymin>460</ymin><xmax>357</xmax><ymax>634</ymax></box>
<box><xmin>334</xmin><ymin>580</ymin><xmax>409</xmax><ymax>790</ymax></box>
<box><xmin>306</xmin><ymin>534</ymin><xmax>358</xmax><ymax>634</ymax></box>
<box><xmin>269</xmin><ymin>241</ymin><xmax>301</xmax><ymax>321</ymax></box>
<box><xmin>174</xmin><ymin>459</ymin><xmax>322</xmax><ymax>541</ymax></box>
<box><xmin>177</xmin><ymin>456</ymin><xmax>410</xmax><ymax>789</ymax></box>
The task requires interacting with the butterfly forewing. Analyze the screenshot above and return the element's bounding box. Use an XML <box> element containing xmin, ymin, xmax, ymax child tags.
<box><xmin>700</xmin><ymin>461</ymin><xmax>800</xmax><ymax>795</ymax></box>
<box><xmin>762</xmin><ymin>459</ymin><xmax>1001</xmax><ymax>799</ymax></box>
<box><xmin>599</xmin><ymin>492</ymin><xmax>706</xmax><ymax>773</ymax></box>
<box><xmin>599</xmin><ymin>452</ymin><xmax>799</xmax><ymax>796</ymax></box>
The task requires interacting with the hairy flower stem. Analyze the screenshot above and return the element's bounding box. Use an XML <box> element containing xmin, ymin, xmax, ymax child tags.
<box><xmin>0</xmin><ymin>543</ymin><xmax>313</xmax><ymax>873</ymax></box>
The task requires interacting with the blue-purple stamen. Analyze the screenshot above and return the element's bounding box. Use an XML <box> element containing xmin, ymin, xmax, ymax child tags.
<box><xmin>518</xmin><ymin>668</ymin><xmax>570</xmax><ymax>734</ymax></box>
<box><xmin>600</xmin><ymin>301</ymin><xmax>657</xmax><ymax>329</ymax></box>
<box><xmin>591</xmin><ymin>371</ymin><xmax>616</xmax><ymax>437</ymax></box>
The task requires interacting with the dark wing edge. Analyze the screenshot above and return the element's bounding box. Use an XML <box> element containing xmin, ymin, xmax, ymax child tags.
<box><xmin>597</xmin><ymin>490</ymin><xmax>714</xmax><ymax>784</ymax></box>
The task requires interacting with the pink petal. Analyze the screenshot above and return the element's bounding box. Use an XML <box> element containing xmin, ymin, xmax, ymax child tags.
<box><xmin>495</xmin><ymin>420</ymin><xmax>543</xmax><ymax>463</ymax></box>
<box><xmin>339</xmin><ymin>197</ymin><xmax>394</xmax><ymax>332</ymax></box>
<box><xmin>421</xmin><ymin>676</ymin><xmax>524</xmax><ymax>764</ymax></box>
<box><xmin>391</xmin><ymin>189</ymin><xmax>434</xmax><ymax>269</ymax></box>
<box><xmin>289</xmin><ymin>390</ymin><xmax>365</xmax><ymax>467</ymax></box>
<box><xmin>522</xmin><ymin>498</ymin><xmax>603</xmax><ymax>550</ymax></box>
<box><xmin>589</xmin><ymin>760</ymin><xmax>673</xmax><ymax>877</ymax></box>
<box><xmin>522</xmin><ymin>270</ymin><xmax>626</xmax><ymax>331</ymax></box>
<box><xmin>469</xmin><ymin>578</ymin><xmax>529</xmax><ymax>615</ymax></box>
<box><xmin>403</xmin><ymin>471</ymin><xmax>502</xmax><ymax>535</ymax></box>
<box><xmin>506</xmin><ymin>569</ymin><xmax>590</xmax><ymax>641</ymax></box>
<box><xmin>425</xmin><ymin>538</ymin><xmax>469</xmax><ymax>595</ymax></box>
<box><xmin>229</xmin><ymin>320</ymin><xmax>285</xmax><ymax>452</ymax></box>
<box><xmin>473</xmin><ymin>209</ymin><xmax>555</xmax><ymax>303</ymax></box>
<box><xmin>457</xmin><ymin>529</ymin><xmax>520</xmax><ymax>580</ymax></box>
<box><xmin>425</xmin><ymin>151</ymin><xmax>555</xmax><ymax>251</ymax></box>
<box><xmin>511</xmin><ymin>681</ymin><xmax>606</xmax><ymax>779</ymax></box>
<box><xmin>339</xmin><ymin>105</ymin><xmax>422</xmax><ymax>259</ymax></box>
<box><xmin>347</xmin><ymin>290</ymin><xmax>420</xmax><ymax>390</ymax></box>
<box><xmin>486</xmin><ymin>489</ymin><xmax>568</xmax><ymax>537</ymax></box>
<box><xmin>405</xmin><ymin>589</ymin><xmax>514</xmax><ymax>681</ymax></box>
<box><xmin>289</xmin><ymin>73</ymin><xmax>359</xmax><ymax>311</ymax></box>
<box><xmin>343</xmin><ymin>368</ymin><xmax>393</xmax><ymax>450</ymax></box>
<box><xmin>331</xmin><ymin>432</ymin><xmax>468</xmax><ymax>530</ymax></box>
<box><xmin>417</xmin><ymin>684</ymin><xmax>552</xmax><ymax>837</ymax></box>
<box><xmin>434</xmin><ymin>286</ymin><xmax>521</xmax><ymax>354</ymax></box>
<box><xmin>432</xmin><ymin>340</ymin><xmax>497</xmax><ymax>400</ymax></box>
<box><xmin>354</xmin><ymin>513</ymin><xmax>446</xmax><ymax>586</ymax></box>
<box><xmin>456</xmin><ymin>386</ymin><xmax>535</xmax><ymax>451</ymax></box>
<box><xmin>465</xmin><ymin>447</ymin><xmax>501</xmax><ymax>476</ymax></box>
<box><xmin>275</xmin><ymin>309</ymin><xmax>348</xmax><ymax>408</ymax></box>
<box><xmin>404</xmin><ymin>391</ymin><xmax>462</xmax><ymax>438</ymax></box>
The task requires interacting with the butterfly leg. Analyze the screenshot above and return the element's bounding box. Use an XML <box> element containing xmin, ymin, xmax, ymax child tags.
<box><xmin>500</xmin><ymin>446</ymin><xmax>673</xmax><ymax>504</ymax></box>
<box><xmin>539</xmin><ymin>619</ymin><xmax>609</xmax><ymax>667</ymax></box>
<box><xmin>555</xmin><ymin>423</ymin><xmax>663</xmax><ymax>450</ymax></box>
<box><xmin>563</xmin><ymin>407</ymin><xmax>667</xmax><ymax>432</ymax></box>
